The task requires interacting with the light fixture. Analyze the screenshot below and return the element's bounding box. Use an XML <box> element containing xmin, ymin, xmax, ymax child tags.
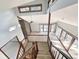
<box><xmin>9</xmin><ymin>26</ymin><xmax>16</xmax><ymax>32</ymax></box>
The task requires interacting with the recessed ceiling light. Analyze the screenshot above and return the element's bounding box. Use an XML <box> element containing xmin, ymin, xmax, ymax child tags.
<box><xmin>9</xmin><ymin>26</ymin><xmax>16</xmax><ymax>32</ymax></box>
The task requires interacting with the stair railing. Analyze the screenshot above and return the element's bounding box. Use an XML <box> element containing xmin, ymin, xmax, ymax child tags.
<box><xmin>17</xmin><ymin>42</ymin><xmax>38</xmax><ymax>59</ymax></box>
<box><xmin>51</xmin><ymin>41</ymin><xmax>72</xmax><ymax>59</ymax></box>
<box><xmin>48</xmin><ymin>39</ymin><xmax>72</xmax><ymax>59</ymax></box>
<box><xmin>47</xmin><ymin>23</ymin><xmax>78</xmax><ymax>59</ymax></box>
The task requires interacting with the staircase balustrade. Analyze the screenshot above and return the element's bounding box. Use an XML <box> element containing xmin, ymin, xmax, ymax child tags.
<box><xmin>18</xmin><ymin>42</ymin><xmax>38</xmax><ymax>59</ymax></box>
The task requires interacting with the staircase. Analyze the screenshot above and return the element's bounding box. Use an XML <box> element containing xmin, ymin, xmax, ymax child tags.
<box><xmin>17</xmin><ymin>41</ymin><xmax>38</xmax><ymax>59</ymax></box>
<box><xmin>36</xmin><ymin>42</ymin><xmax>52</xmax><ymax>59</ymax></box>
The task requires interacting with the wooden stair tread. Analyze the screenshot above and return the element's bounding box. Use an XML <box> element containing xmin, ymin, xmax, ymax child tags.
<box><xmin>37</xmin><ymin>55</ymin><xmax>52</xmax><ymax>59</ymax></box>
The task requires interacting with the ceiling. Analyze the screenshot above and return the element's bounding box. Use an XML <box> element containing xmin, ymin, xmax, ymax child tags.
<box><xmin>0</xmin><ymin>0</ymin><xmax>35</xmax><ymax>11</ymax></box>
<box><xmin>50</xmin><ymin>0</ymin><xmax>78</xmax><ymax>12</ymax></box>
<box><xmin>0</xmin><ymin>0</ymin><xmax>77</xmax><ymax>13</ymax></box>
<box><xmin>15</xmin><ymin>0</ymin><xmax>48</xmax><ymax>16</ymax></box>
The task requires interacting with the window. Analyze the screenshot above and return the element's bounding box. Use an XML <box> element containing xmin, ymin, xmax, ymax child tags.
<box><xmin>40</xmin><ymin>25</ymin><xmax>43</xmax><ymax>32</ymax></box>
<box><xmin>55</xmin><ymin>26</ymin><xmax>62</xmax><ymax>38</ymax></box>
<box><xmin>44</xmin><ymin>25</ymin><xmax>48</xmax><ymax>32</ymax></box>
<box><xmin>31</xmin><ymin>6</ymin><xmax>41</xmax><ymax>11</ymax></box>
<box><xmin>18</xmin><ymin>4</ymin><xmax>42</xmax><ymax>13</ymax></box>
<box><xmin>40</xmin><ymin>24</ymin><xmax>48</xmax><ymax>32</ymax></box>
<box><xmin>20</xmin><ymin>7</ymin><xmax>29</xmax><ymax>12</ymax></box>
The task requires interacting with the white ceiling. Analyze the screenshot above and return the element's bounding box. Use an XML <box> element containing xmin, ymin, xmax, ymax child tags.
<box><xmin>0</xmin><ymin>0</ymin><xmax>77</xmax><ymax>12</ymax></box>
<box><xmin>50</xmin><ymin>0</ymin><xmax>78</xmax><ymax>12</ymax></box>
<box><xmin>15</xmin><ymin>0</ymin><xmax>48</xmax><ymax>16</ymax></box>
<box><xmin>0</xmin><ymin>0</ymin><xmax>35</xmax><ymax>11</ymax></box>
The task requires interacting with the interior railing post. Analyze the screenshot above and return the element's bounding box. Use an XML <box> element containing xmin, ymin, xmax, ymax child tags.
<box><xmin>47</xmin><ymin>11</ymin><xmax>51</xmax><ymax>41</ymax></box>
<box><xmin>59</xmin><ymin>29</ymin><xmax>63</xmax><ymax>39</ymax></box>
<box><xmin>54</xmin><ymin>23</ymin><xmax>58</xmax><ymax>33</ymax></box>
<box><xmin>67</xmin><ymin>38</ymin><xmax>75</xmax><ymax>51</ymax></box>
<box><xmin>16</xmin><ymin>36</ymin><xmax>25</xmax><ymax>52</ymax></box>
<box><xmin>57</xmin><ymin>52</ymin><xmax>60</xmax><ymax>59</ymax></box>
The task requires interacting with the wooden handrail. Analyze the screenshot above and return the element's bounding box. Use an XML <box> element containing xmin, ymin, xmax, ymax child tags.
<box><xmin>51</xmin><ymin>43</ymin><xmax>72</xmax><ymax>59</ymax></box>
<box><xmin>48</xmin><ymin>23</ymin><xmax>78</xmax><ymax>59</ymax></box>
<box><xmin>49</xmin><ymin>27</ymin><xmax>73</xmax><ymax>58</ymax></box>
<box><xmin>0</xmin><ymin>37</ymin><xmax>15</xmax><ymax>49</ymax></box>
<box><xmin>16</xmin><ymin>44</ymin><xmax>22</xmax><ymax>59</ymax></box>
<box><xmin>0</xmin><ymin>36</ymin><xmax>25</xmax><ymax>59</ymax></box>
<box><xmin>47</xmin><ymin>10</ymin><xmax>51</xmax><ymax>41</ymax></box>
<box><xmin>48</xmin><ymin>39</ymin><xmax>72</xmax><ymax>59</ymax></box>
<box><xmin>55</xmin><ymin>35</ymin><xmax>73</xmax><ymax>59</ymax></box>
<box><xmin>0</xmin><ymin>36</ymin><xmax>22</xmax><ymax>49</ymax></box>
<box><xmin>0</xmin><ymin>49</ymin><xmax>10</xmax><ymax>59</ymax></box>
<box><xmin>19</xmin><ymin>42</ymin><xmax>38</xmax><ymax>59</ymax></box>
<box><xmin>17</xmin><ymin>44</ymin><xmax>32</xmax><ymax>59</ymax></box>
<box><xmin>58</xmin><ymin>25</ymin><xmax>78</xmax><ymax>39</ymax></box>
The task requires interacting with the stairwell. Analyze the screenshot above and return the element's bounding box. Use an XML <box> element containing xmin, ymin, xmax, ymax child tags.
<box><xmin>36</xmin><ymin>42</ymin><xmax>52</xmax><ymax>59</ymax></box>
<box><xmin>19</xmin><ymin>41</ymin><xmax>52</xmax><ymax>59</ymax></box>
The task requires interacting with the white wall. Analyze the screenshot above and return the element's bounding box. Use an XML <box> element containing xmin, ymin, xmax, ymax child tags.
<box><xmin>24</xmin><ymin>21</ymin><xmax>31</xmax><ymax>34</ymax></box>
<box><xmin>50</xmin><ymin>4</ymin><xmax>78</xmax><ymax>26</ymax></box>
<box><xmin>0</xmin><ymin>9</ymin><xmax>24</xmax><ymax>48</ymax></box>
<box><xmin>20</xmin><ymin>13</ymin><xmax>49</xmax><ymax>23</ymax></box>
<box><xmin>31</xmin><ymin>23</ymin><xmax>40</xmax><ymax>32</ymax></box>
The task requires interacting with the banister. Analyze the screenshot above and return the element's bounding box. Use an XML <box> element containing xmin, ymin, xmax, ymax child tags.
<box><xmin>58</xmin><ymin>25</ymin><xmax>78</xmax><ymax>39</ymax></box>
<box><xmin>47</xmin><ymin>37</ymin><xmax>73</xmax><ymax>59</ymax></box>
<box><xmin>16</xmin><ymin>44</ymin><xmax>22</xmax><ymax>59</ymax></box>
<box><xmin>51</xmin><ymin>43</ymin><xmax>72</xmax><ymax>59</ymax></box>
<box><xmin>0</xmin><ymin>49</ymin><xmax>10</xmax><ymax>59</ymax></box>
<box><xmin>48</xmin><ymin>23</ymin><xmax>78</xmax><ymax>59</ymax></box>
<box><xmin>0</xmin><ymin>36</ymin><xmax>22</xmax><ymax>59</ymax></box>
<box><xmin>55</xmin><ymin>35</ymin><xmax>73</xmax><ymax>59</ymax></box>
<box><xmin>0</xmin><ymin>36</ymin><xmax>21</xmax><ymax>49</ymax></box>
<box><xmin>19</xmin><ymin>46</ymin><xmax>33</xmax><ymax>59</ymax></box>
<box><xmin>49</xmin><ymin>40</ymin><xmax>71</xmax><ymax>59</ymax></box>
<box><xmin>19</xmin><ymin>42</ymin><xmax>38</xmax><ymax>59</ymax></box>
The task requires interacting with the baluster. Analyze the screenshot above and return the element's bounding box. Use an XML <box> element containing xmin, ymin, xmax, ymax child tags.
<box><xmin>57</xmin><ymin>53</ymin><xmax>60</xmax><ymax>59</ymax></box>
<box><xmin>67</xmin><ymin>38</ymin><xmax>75</xmax><ymax>51</ymax></box>
<box><xmin>59</xmin><ymin>29</ymin><xmax>63</xmax><ymax>39</ymax></box>
<box><xmin>64</xmin><ymin>33</ymin><xmax>67</xmax><ymax>40</ymax></box>
<box><xmin>61</xmin><ymin>56</ymin><xmax>63</xmax><ymax>59</ymax></box>
<box><xmin>54</xmin><ymin>51</ymin><xmax>57</xmax><ymax>58</ymax></box>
